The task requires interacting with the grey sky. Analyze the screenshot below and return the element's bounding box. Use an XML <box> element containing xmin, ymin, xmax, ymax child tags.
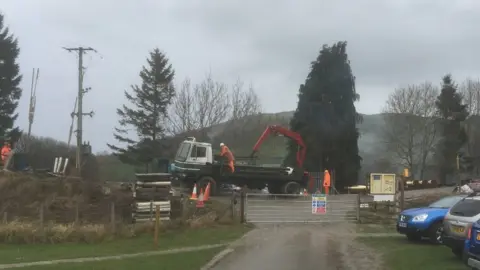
<box><xmin>2</xmin><ymin>0</ymin><xmax>480</xmax><ymax>152</ymax></box>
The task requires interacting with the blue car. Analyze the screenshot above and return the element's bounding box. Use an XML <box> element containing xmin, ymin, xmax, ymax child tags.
<box><xmin>397</xmin><ymin>195</ymin><xmax>466</xmax><ymax>244</ymax></box>
<box><xmin>465</xmin><ymin>219</ymin><xmax>480</xmax><ymax>269</ymax></box>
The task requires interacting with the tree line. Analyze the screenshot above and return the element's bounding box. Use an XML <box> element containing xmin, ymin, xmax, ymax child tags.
<box><xmin>382</xmin><ymin>75</ymin><xmax>479</xmax><ymax>184</ymax></box>
<box><xmin>3</xmin><ymin>9</ymin><xmax>476</xmax><ymax>187</ymax></box>
<box><xmin>0</xmin><ymin>12</ymin><xmax>263</xmax><ymax>172</ymax></box>
<box><xmin>107</xmin><ymin>48</ymin><xmax>262</xmax><ymax>166</ymax></box>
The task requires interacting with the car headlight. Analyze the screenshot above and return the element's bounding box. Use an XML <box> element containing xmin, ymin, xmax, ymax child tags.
<box><xmin>412</xmin><ymin>214</ymin><xmax>428</xmax><ymax>222</ymax></box>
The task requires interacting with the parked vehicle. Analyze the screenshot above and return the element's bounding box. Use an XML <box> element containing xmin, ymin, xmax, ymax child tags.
<box><xmin>397</xmin><ymin>195</ymin><xmax>466</xmax><ymax>244</ymax></box>
<box><xmin>465</xmin><ymin>219</ymin><xmax>480</xmax><ymax>269</ymax></box>
<box><xmin>171</xmin><ymin>126</ymin><xmax>309</xmax><ymax>195</ymax></box>
<box><xmin>443</xmin><ymin>192</ymin><xmax>480</xmax><ymax>259</ymax></box>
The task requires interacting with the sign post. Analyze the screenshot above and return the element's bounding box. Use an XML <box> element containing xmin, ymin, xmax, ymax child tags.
<box><xmin>312</xmin><ymin>193</ymin><xmax>327</xmax><ymax>214</ymax></box>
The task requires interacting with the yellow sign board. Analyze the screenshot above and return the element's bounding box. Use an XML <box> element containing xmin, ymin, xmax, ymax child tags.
<box><xmin>370</xmin><ymin>173</ymin><xmax>396</xmax><ymax>195</ymax></box>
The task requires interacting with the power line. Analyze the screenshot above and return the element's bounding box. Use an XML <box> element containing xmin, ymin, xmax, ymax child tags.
<box><xmin>63</xmin><ymin>46</ymin><xmax>96</xmax><ymax>170</ymax></box>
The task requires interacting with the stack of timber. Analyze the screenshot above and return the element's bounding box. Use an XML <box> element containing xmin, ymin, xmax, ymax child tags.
<box><xmin>132</xmin><ymin>173</ymin><xmax>172</xmax><ymax>223</ymax></box>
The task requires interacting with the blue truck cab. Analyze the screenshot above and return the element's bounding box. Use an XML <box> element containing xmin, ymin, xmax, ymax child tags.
<box><xmin>397</xmin><ymin>195</ymin><xmax>466</xmax><ymax>244</ymax></box>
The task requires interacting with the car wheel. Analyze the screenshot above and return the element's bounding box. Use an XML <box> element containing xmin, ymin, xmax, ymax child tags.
<box><xmin>406</xmin><ymin>233</ymin><xmax>421</xmax><ymax>241</ymax></box>
<box><xmin>428</xmin><ymin>222</ymin><xmax>443</xmax><ymax>244</ymax></box>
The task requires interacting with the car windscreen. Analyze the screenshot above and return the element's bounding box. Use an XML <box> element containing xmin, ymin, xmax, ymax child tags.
<box><xmin>428</xmin><ymin>196</ymin><xmax>465</xmax><ymax>208</ymax></box>
<box><xmin>175</xmin><ymin>143</ymin><xmax>191</xmax><ymax>162</ymax></box>
<box><xmin>449</xmin><ymin>199</ymin><xmax>480</xmax><ymax>217</ymax></box>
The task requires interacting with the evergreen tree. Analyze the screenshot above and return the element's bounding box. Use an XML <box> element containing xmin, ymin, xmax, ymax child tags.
<box><xmin>108</xmin><ymin>48</ymin><xmax>175</xmax><ymax>166</ymax></box>
<box><xmin>435</xmin><ymin>74</ymin><xmax>468</xmax><ymax>184</ymax></box>
<box><xmin>0</xmin><ymin>13</ymin><xmax>22</xmax><ymax>143</ymax></box>
<box><xmin>285</xmin><ymin>42</ymin><xmax>361</xmax><ymax>189</ymax></box>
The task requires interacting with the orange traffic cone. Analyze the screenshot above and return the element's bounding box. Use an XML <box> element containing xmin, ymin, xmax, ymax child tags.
<box><xmin>196</xmin><ymin>188</ymin><xmax>205</xmax><ymax>208</ymax></box>
<box><xmin>190</xmin><ymin>184</ymin><xmax>198</xmax><ymax>200</ymax></box>
<box><xmin>203</xmin><ymin>183</ymin><xmax>211</xmax><ymax>201</ymax></box>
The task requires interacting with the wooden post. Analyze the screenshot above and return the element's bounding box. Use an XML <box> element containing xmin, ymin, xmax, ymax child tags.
<box><xmin>39</xmin><ymin>203</ymin><xmax>44</xmax><ymax>227</ymax></box>
<box><xmin>154</xmin><ymin>205</ymin><xmax>160</xmax><ymax>247</ymax></box>
<box><xmin>149</xmin><ymin>200</ymin><xmax>154</xmax><ymax>222</ymax></box>
<box><xmin>231</xmin><ymin>191</ymin><xmax>236</xmax><ymax>221</ymax></box>
<box><xmin>400</xmin><ymin>176</ymin><xmax>405</xmax><ymax>211</ymax></box>
<box><xmin>110</xmin><ymin>202</ymin><xmax>115</xmax><ymax>233</ymax></box>
<box><xmin>75</xmin><ymin>202</ymin><xmax>79</xmax><ymax>225</ymax></box>
<box><xmin>39</xmin><ymin>203</ymin><xmax>45</xmax><ymax>240</ymax></box>
<box><xmin>240</xmin><ymin>189</ymin><xmax>246</xmax><ymax>223</ymax></box>
<box><xmin>356</xmin><ymin>193</ymin><xmax>361</xmax><ymax>222</ymax></box>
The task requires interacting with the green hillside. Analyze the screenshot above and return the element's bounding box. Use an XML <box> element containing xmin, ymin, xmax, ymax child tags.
<box><xmin>98</xmin><ymin>112</ymin><xmax>389</xmax><ymax>182</ymax></box>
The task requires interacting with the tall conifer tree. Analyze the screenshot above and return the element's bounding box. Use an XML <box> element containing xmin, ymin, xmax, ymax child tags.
<box><xmin>286</xmin><ymin>42</ymin><xmax>361</xmax><ymax>188</ymax></box>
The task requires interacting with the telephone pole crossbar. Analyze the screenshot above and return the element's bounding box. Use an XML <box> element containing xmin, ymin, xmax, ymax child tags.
<box><xmin>63</xmin><ymin>46</ymin><xmax>96</xmax><ymax>170</ymax></box>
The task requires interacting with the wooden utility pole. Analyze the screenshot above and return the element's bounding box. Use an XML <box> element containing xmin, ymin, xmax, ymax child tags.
<box><xmin>63</xmin><ymin>46</ymin><xmax>96</xmax><ymax>169</ymax></box>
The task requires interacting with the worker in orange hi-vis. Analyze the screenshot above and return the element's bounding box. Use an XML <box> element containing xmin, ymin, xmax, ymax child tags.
<box><xmin>220</xmin><ymin>143</ymin><xmax>235</xmax><ymax>173</ymax></box>
<box><xmin>323</xmin><ymin>169</ymin><xmax>331</xmax><ymax>195</ymax></box>
<box><xmin>1</xmin><ymin>142</ymin><xmax>11</xmax><ymax>163</ymax></box>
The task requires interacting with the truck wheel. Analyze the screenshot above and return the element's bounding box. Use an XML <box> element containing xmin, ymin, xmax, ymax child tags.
<box><xmin>282</xmin><ymin>181</ymin><xmax>301</xmax><ymax>195</ymax></box>
<box><xmin>198</xmin><ymin>176</ymin><xmax>217</xmax><ymax>196</ymax></box>
<box><xmin>268</xmin><ymin>184</ymin><xmax>282</xmax><ymax>194</ymax></box>
<box><xmin>427</xmin><ymin>221</ymin><xmax>443</xmax><ymax>244</ymax></box>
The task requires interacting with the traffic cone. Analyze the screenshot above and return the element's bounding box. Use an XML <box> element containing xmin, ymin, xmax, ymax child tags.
<box><xmin>203</xmin><ymin>183</ymin><xmax>211</xmax><ymax>201</ymax></box>
<box><xmin>190</xmin><ymin>184</ymin><xmax>198</xmax><ymax>200</ymax></box>
<box><xmin>196</xmin><ymin>188</ymin><xmax>205</xmax><ymax>208</ymax></box>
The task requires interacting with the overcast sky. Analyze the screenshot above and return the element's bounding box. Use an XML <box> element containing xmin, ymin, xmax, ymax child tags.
<box><xmin>2</xmin><ymin>0</ymin><xmax>480</xmax><ymax>152</ymax></box>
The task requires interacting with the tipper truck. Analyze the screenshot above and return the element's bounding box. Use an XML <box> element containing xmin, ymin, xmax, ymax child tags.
<box><xmin>171</xmin><ymin>125</ymin><xmax>310</xmax><ymax>195</ymax></box>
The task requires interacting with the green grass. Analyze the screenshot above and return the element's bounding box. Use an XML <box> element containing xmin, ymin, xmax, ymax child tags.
<box><xmin>359</xmin><ymin>237</ymin><xmax>465</xmax><ymax>270</ymax></box>
<box><xmin>19</xmin><ymin>247</ymin><xmax>224</xmax><ymax>270</ymax></box>
<box><xmin>0</xmin><ymin>225</ymin><xmax>249</xmax><ymax>264</ymax></box>
<box><xmin>356</xmin><ymin>224</ymin><xmax>396</xmax><ymax>233</ymax></box>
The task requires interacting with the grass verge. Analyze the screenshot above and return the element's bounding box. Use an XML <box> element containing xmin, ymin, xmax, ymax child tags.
<box><xmin>356</xmin><ymin>224</ymin><xmax>397</xmax><ymax>234</ymax></box>
<box><xmin>0</xmin><ymin>225</ymin><xmax>249</xmax><ymax>264</ymax></box>
<box><xmin>16</xmin><ymin>247</ymin><xmax>225</xmax><ymax>270</ymax></box>
<box><xmin>359</xmin><ymin>236</ymin><xmax>465</xmax><ymax>270</ymax></box>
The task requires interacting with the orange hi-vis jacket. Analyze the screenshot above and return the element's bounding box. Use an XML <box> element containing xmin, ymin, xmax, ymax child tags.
<box><xmin>220</xmin><ymin>145</ymin><xmax>235</xmax><ymax>162</ymax></box>
<box><xmin>323</xmin><ymin>170</ymin><xmax>331</xmax><ymax>187</ymax></box>
<box><xmin>1</xmin><ymin>146</ymin><xmax>11</xmax><ymax>161</ymax></box>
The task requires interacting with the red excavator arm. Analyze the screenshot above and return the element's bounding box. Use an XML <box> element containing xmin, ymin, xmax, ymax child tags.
<box><xmin>250</xmin><ymin>125</ymin><xmax>306</xmax><ymax>168</ymax></box>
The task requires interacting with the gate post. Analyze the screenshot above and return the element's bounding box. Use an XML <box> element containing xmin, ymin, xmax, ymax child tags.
<box><xmin>240</xmin><ymin>189</ymin><xmax>246</xmax><ymax>223</ymax></box>
<box><xmin>356</xmin><ymin>193</ymin><xmax>361</xmax><ymax>222</ymax></box>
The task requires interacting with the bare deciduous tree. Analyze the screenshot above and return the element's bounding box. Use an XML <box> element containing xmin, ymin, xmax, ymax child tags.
<box><xmin>168</xmin><ymin>74</ymin><xmax>262</xmax><ymax>139</ymax></box>
<box><xmin>460</xmin><ymin>78</ymin><xmax>480</xmax><ymax>163</ymax></box>
<box><xmin>461</xmin><ymin>78</ymin><xmax>480</xmax><ymax>116</ymax></box>
<box><xmin>168</xmin><ymin>74</ymin><xmax>230</xmax><ymax>135</ymax></box>
<box><xmin>383</xmin><ymin>82</ymin><xmax>438</xmax><ymax>179</ymax></box>
<box><xmin>230</xmin><ymin>79</ymin><xmax>262</xmax><ymax>120</ymax></box>
<box><xmin>219</xmin><ymin>79</ymin><xmax>262</xmax><ymax>148</ymax></box>
<box><xmin>168</xmin><ymin>78</ymin><xmax>196</xmax><ymax>134</ymax></box>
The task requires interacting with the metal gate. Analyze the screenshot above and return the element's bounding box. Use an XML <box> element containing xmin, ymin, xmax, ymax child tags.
<box><xmin>245</xmin><ymin>193</ymin><xmax>359</xmax><ymax>223</ymax></box>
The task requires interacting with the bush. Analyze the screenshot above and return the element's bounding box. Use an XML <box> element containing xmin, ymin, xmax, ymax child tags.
<box><xmin>15</xmin><ymin>135</ymin><xmax>75</xmax><ymax>170</ymax></box>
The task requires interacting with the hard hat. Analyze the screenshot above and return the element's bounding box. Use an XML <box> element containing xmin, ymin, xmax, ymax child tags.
<box><xmin>220</xmin><ymin>143</ymin><xmax>225</xmax><ymax>147</ymax></box>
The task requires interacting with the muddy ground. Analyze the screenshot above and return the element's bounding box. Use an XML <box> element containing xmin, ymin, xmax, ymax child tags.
<box><xmin>211</xmin><ymin>224</ymin><xmax>384</xmax><ymax>270</ymax></box>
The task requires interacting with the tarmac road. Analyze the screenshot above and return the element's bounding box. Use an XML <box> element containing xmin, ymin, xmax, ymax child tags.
<box><xmin>210</xmin><ymin>224</ymin><xmax>383</xmax><ymax>270</ymax></box>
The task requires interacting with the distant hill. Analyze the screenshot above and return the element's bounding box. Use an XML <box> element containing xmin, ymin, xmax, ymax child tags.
<box><xmin>200</xmin><ymin>111</ymin><xmax>389</xmax><ymax>177</ymax></box>
<box><xmin>97</xmin><ymin>111</ymin><xmax>407</xmax><ymax>183</ymax></box>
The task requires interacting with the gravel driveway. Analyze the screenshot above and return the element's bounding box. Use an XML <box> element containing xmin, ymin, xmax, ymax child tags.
<box><xmin>210</xmin><ymin>224</ymin><xmax>383</xmax><ymax>270</ymax></box>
